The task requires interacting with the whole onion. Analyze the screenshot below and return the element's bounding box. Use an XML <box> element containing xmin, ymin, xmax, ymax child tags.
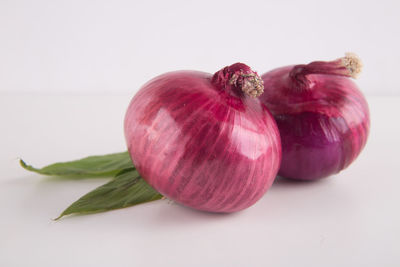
<box><xmin>260</xmin><ymin>53</ymin><xmax>370</xmax><ymax>180</ymax></box>
<box><xmin>124</xmin><ymin>63</ymin><xmax>281</xmax><ymax>212</ymax></box>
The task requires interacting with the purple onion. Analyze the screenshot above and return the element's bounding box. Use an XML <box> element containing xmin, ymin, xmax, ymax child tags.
<box><xmin>260</xmin><ymin>53</ymin><xmax>370</xmax><ymax>180</ymax></box>
<box><xmin>124</xmin><ymin>63</ymin><xmax>281</xmax><ymax>212</ymax></box>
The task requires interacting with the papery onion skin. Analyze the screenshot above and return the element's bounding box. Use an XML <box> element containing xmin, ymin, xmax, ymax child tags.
<box><xmin>260</xmin><ymin>54</ymin><xmax>370</xmax><ymax>180</ymax></box>
<box><xmin>124</xmin><ymin>63</ymin><xmax>281</xmax><ymax>212</ymax></box>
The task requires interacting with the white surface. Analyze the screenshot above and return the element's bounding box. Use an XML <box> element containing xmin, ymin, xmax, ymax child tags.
<box><xmin>0</xmin><ymin>94</ymin><xmax>399</xmax><ymax>267</ymax></box>
<box><xmin>1</xmin><ymin>0</ymin><xmax>399</xmax><ymax>96</ymax></box>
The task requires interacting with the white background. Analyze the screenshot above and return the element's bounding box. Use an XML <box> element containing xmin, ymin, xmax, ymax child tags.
<box><xmin>1</xmin><ymin>0</ymin><xmax>399</xmax><ymax>267</ymax></box>
<box><xmin>0</xmin><ymin>0</ymin><xmax>399</xmax><ymax>96</ymax></box>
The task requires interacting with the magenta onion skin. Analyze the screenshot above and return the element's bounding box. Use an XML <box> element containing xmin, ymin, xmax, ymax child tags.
<box><xmin>124</xmin><ymin>63</ymin><xmax>281</xmax><ymax>212</ymax></box>
<box><xmin>260</xmin><ymin>54</ymin><xmax>370</xmax><ymax>180</ymax></box>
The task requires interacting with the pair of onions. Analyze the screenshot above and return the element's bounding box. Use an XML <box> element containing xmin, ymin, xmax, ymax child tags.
<box><xmin>124</xmin><ymin>54</ymin><xmax>370</xmax><ymax>213</ymax></box>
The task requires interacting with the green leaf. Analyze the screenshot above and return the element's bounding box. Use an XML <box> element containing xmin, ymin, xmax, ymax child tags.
<box><xmin>20</xmin><ymin>151</ymin><xmax>133</xmax><ymax>178</ymax></box>
<box><xmin>55</xmin><ymin>168</ymin><xmax>163</xmax><ymax>219</ymax></box>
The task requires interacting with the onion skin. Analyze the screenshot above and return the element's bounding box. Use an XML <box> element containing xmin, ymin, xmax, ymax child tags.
<box><xmin>260</xmin><ymin>54</ymin><xmax>370</xmax><ymax>180</ymax></box>
<box><xmin>124</xmin><ymin>63</ymin><xmax>281</xmax><ymax>212</ymax></box>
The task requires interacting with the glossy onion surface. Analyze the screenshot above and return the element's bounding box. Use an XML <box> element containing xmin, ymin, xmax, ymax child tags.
<box><xmin>260</xmin><ymin>56</ymin><xmax>370</xmax><ymax>180</ymax></box>
<box><xmin>125</xmin><ymin>64</ymin><xmax>281</xmax><ymax>212</ymax></box>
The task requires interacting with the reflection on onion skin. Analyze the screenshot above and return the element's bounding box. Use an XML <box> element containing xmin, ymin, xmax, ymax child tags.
<box><xmin>260</xmin><ymin>54</ymin><xmax>370</xmax><ymax>180</ymax></box>
<box><xmin>125</xmin><ymin>63</ymin><xmax>281</xmax><ymax>212</ymax></box>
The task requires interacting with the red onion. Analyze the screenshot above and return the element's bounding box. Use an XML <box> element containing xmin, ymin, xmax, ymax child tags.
<box><xmin>124</xmin><ymin>63</ymin><xmax>281</xmax><ymax>212</ymax></box>
<box><xmin>260</xmin><ymin>53</ymin><xmax>370</xmax><ymax>180</ymax></box>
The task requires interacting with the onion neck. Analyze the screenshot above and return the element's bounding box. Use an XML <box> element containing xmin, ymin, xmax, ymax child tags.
<box><xmin>289</xmin><ymin>53</ymin><xmax>363</xmax><ymax>91</ymax></box>
<box><xmin>211</xmin><ymin>63</ymin><xmax>264</xmax><ymax>98</ymax></box>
